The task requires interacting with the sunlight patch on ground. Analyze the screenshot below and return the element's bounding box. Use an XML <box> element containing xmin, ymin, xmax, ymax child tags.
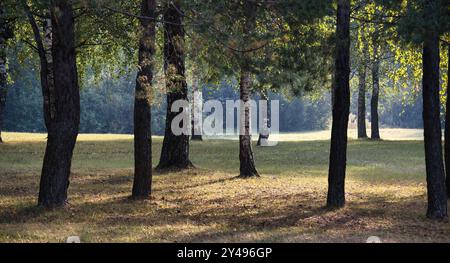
<box><xmin>3</xmin><ymin>128</ymin><xmax>424</xmax><ymax>143</ymax></box>
<box><xmin>205</xmin><ymin>128</ymin><xmax>425</xmax><ymax>142</ymax></box>
<box><xmin>2</xmin><ymin>132</ymin><xmax>164</xmax><ymax>143</ymax></box>
<box><xmin>274</xmin><ymin>129</ymin><xmax>425</xmax><ymax>141</ymax></box>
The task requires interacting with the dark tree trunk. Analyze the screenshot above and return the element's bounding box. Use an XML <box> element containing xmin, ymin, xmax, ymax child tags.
<box><xmin>239</xmin><ymin>70</ymin><xmax>259</xmax><ymax>177</ymax></box>
<box><xmin>357</xmin><ymin>30</ymin><xmax>368</xmax><ymax>139</ymax></box>
<box><xmin>238</xmin><ymin>1</ymin><xmax>258</xmax><ymax>177</ymax></box>
<box><xmin>132</xmin><ymin>0</ymin><xmax>156</xmax><ymax>199</ymax></box>
<box><xmin>257</xmin><ymin>90</ymin><xmax>270</xmax><ymax>146</ymax></box>
<box><xmin>422</xmin><ymin>32</ymin><xmax>447</xmax><ymax>219</ymax></box>
<box><xmin>357</xmin><ymin>63</ymin><xmax>367</xmax><ymax>139</ymax></box>
<box><xmin>157</xmin><ymin>1</ymin><xmax>192</xmax><ymax>170</ymax></box>
<box><xmin>191</xmin><ymin>76</ymin><xmax>202</xmax><ymax>141</ymax></box>
<box><xmin>0</xmin><ymin>4</ymin><xmax>12</xmax><ymax>144</ymax></box>
<box><xmin>445</xmin><ymin>45</ymin><xmax>450</xmax><ymax>198</ymax></box>
<box><xmin>0</xmin><ymin>81</ymin><xmax>5</xmax><ymax>144</ymax></box>
<box><xmin>28</xmin><ymin>1</ymin><xmax>80</xmax><ymax>208</ymax></box>
<box><xmin>370</xmin><ymin>55</ymin><xmax>380</xmax><ymax>140</ymax></box>
<box><xmin>327</xmin><ymin>0</ymin><xmax>350</xmax><ymax>209</ymax></box>
<box><xmin>0</xmin><ymin>33</ymin><xmax>6</xmax><ymax>144</ymax></box>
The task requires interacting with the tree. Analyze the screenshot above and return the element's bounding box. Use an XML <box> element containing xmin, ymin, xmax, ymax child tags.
<box><xmin>356</xmin><ymin>29</ymin><xmax>368</xmax><ymax>139</ymax></box>
<box><xmin>327</xmin><ymin>0</ymin><xmax>350</xmax><ymax>208</ymax></box>
<box><xmin>157</xmin><ymin>0</ymin><xmax>193</xmax><ymax>170</ymax></box>
<box><xmin>189</xmin><ymin>0</ymin><xmax>262</xmax><ymax>177</ymax></box>
<box><xmin>191</xmin><ymin>0</ymin><xmax>332</xmax><ymax>177</ymax></box>
<box><xmin>0</xmin><ymin>3</ymin><xmax>13</xmax><ymax>143</ymax></box>
<box><xmin>22</xmin><ymin>0</ymin><xmax>80</xmax><ymax>208</ymax></box>
<box><xmin>446</xmin><ymin>44</ymin><xmax>450</xmax><ymax>198</ymax></box>
<box><xmin>370</xmin><ymin>35</ymin><xmax>381</xmax><ymax>140</ymax></box>
<box><xmin>407</xmin><ymin>0</ymin><xmax>449</xmax><ymax>219</ymax></box>
<box><xmin>237</xmin><ymin>1</ymin><xmax>259</xmax><ymax>177</ymax></box>
<box><xmin>422</xmin><ymin>28</ymin><xmax>447</xmax><ymax>219</ymax></box>
<box><xmin>352</xmin><ymin>2</ymin><xmax>400</xmax><ymax>141</ymax></box>
<box><xmin>132</xmin><ymin>0</ymin><xmax>156</xmax><ymax>199</ymax></box>
<box><xmin>8</xmin><ymin>0</ymin><xmax>144</xmax><ymax>206</ymax></box>
<box><xmin>238</xmin><ymin>72</ymin><xmax>259</xmax><ymax>176</ymax></box>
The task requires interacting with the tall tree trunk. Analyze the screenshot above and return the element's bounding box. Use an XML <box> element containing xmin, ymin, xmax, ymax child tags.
<box><xmin>357</xmin><ymin>30</ymin><xmax>368</xmax><ymax>139</ymax></box>
<box><xmin>0</xmin><ymin>28</ymin><xmax>7</xmax><ymax>144</ymax></box>
<box><xmin>370</xmin><ymin>54</ymin><xmax>380</xmax><ymax>140</ymax></box>
<box><xmin>257</xmin><ymin>90</ymin><xmax>270</xmax><ymax>146</ymax></box>
<box><xmin>32</xmin><ymin>1</ymin><xmax>80</xmax><ymax>208</ymax></box>
<box><xmin>422</xmin><ymin>31</ymin><xmax>447</xmax><ymax>219</ymax></box>
<box><xmin>157</xmin><ymin>0</ymin><xmax>192</xmax><ymax>170</ymax></box>
<box><xmin>238</xmin><ymin>1</ymin><xmax>258</xmax><ymax>177</ymax></box>
<box><xmin>357</xmin><ymin>64</ymin><xmax>367</xmax><ymax>139</ymax></box>
<box><xmin>239</xmin><ymin>69</ymin><xmax>259</xmax><ymax>177</ymax></box>
<box><xmin>327</xmin><ymin>0</ymin><xmax>350</xmax><ymax>209</ymax></box>
<box><xmin>132</xmin><ymin>0</ymin><xmax>156</xmax><ymax>199</ymax></box>
<box><xmin>0</xmin><ymin>4</ymin><xmax>12</xmax><ymax>143</ymax></box>
<box><xmin>191</xmin><ymin>75</ymin><xmax>202</xmax><ymax>141</ymax></box>
<box><xmin>445</xmin><ymin>45</ymin><xmax>450</xmax><ymax>198</ymax></box>
<box><xmin>0</xmin><ymin>62</ymin><xmax>5</xmax><ymax>143</ymax></box>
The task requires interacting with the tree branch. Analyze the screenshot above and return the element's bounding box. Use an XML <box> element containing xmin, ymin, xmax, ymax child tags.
<box><xmin>75</xmin><ymin>40</ymin><xmax>111</xmax><ymax>50</ymax></box>
<box><xmin>20</xmin><ymin>39</ymin><xmax>39</xmax><ymax>52</ymax></box>
<box><xmin>21</xmin><ymin>0</ymin><xmax>46</xmax><ymax>61</ymax></box>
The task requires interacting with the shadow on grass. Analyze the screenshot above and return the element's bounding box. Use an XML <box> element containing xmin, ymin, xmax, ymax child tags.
<box><xmin>169</xmin><ymin>194</ymin><xmax>434</xmax><ymax>242</ymax></box>
<box><xmin>0</xmin><ymin>204</ymin><xmax>48</xmax><ymax>224</ymax></box>
<box><xmin>1</xmin><ymin>178</ymin><xmax>447</xmax><ymax>242</ymax></box>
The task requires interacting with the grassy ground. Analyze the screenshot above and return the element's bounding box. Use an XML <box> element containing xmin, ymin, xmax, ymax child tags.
<box><xmin>0</xmin><ymin>130</ymin><xmax>449</xmax><ymax>243</ymax></box>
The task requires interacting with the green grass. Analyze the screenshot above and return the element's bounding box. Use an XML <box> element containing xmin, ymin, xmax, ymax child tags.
<box><xmin>0</xmin><ymin>130</ymin><xmax>448</xmax><ymax>243</ymax></box>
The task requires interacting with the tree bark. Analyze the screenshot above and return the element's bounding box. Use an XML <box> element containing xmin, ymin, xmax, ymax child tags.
<box><xmin>0</xmin><ymin>29</ymin><xmax>7</xmax><ymax>144</ymax></box>
<box><xmin>370</xmin><ymin>52</ymin><xmax>380</xmax><ymax>140</ymax></box>
<box><xmin>0</xmin><ymin>4</ymin><xmax>12</xmax><ymax>143</ymax></box>
<box><xmin>157</xmin><ymin>0</ymin><xmax>192</xmax><ymax>170</ymax></box>
<box><xmin>132</xmin><ymin>0</ymin><xmax>156</xmax><ymax>199</ymax></box>
<box><xmin>238</xmin><ymin>1</ymin><xmax>259</xmax><ymax>177</ymax></box>
<box><xmin>445</xmin><ymin>45</ymin><xmax>450</xmax><ymax>198</ymax></box>
<box><xmin>357</xmin><ymin>63</ymin><xmax>367</xmax><ymax>139</ymax></box>
<box><xmin>28</xmin><ymin>1</ymin><xmax>80</xmax><ymax>208</ymax></box>
<box><xmin>0</xmin><ymin>67</ymin><xmax>5</xmax><ymax>143</ymax></box>
<box><xmin>191</xmin><ymin>75</ymin><xmax>202</xmax><ymax>141</ymax></box>
<box><xmin>357</xmin><ymin>29</ymin><xmax>368</xmax><ymax>139</ymax></box>
<box><xmin>422</xmin><ymin>30</ymin><xmax>447</xmax><ymax>219</ymax></box>
<box><xmin>239</xmin><ymin>70</ymin><xmax>259</xmax><ymax>177</ymax></box>
<box><xmin>327</xmin><ymin>0</ymin><xmax>350</xmax><ymax>209</ymax></box>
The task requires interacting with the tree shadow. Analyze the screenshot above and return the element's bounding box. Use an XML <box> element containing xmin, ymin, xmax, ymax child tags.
<box><xmin>0</xmin><ymin>204</ymin><xmax>48</xmax><ymax>224</ymax></box>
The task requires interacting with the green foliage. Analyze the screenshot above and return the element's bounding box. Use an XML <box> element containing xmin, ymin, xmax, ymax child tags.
<box><xmin>3</xmin><ymin>55</ymin><xmax>45</xmax><ymax>131</ymax></box>
<box><xmin>185</xmin><ymin>0</ymin><xmax>334</xmax><ymax>96</ymax></box>
<box><xmin>3</xmin><ymin>0</ymin><xmax>139</xmax><ymax>87</ymax></box>
<box><xmin>396</xmin><ymin>0</ymin><xmax>450</xmax><ymax>44</ymax></box>
<box><xmin>351</xmin><ymin>0</ymin><xmax>448</xmax><ymax>107</ymax></box>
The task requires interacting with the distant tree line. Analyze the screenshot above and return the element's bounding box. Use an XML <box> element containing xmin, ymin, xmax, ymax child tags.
<box><xmin>3</xmin><ymin>51</ymin><xmax>426</xmax><ymax>135</ymax></box>
<box><xmin>3</xmin><ymin>66</ymin><xmax>427</xmax><ymax>135</ymax></box>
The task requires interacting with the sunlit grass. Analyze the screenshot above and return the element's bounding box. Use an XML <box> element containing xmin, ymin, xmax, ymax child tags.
<box><xmin>0</xmin><ymin>129</ymin><xmax>449</xmax><ymax>243</ymax></box>
<box><xmin>2</xmin><ymin>132</ymin><xmax>164</xmax><ymax>143</ymax></box>
<box><xmin>2</xmin><ymin>128</ymin><xmax>424</xmax><ymax>144</ymax></box>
